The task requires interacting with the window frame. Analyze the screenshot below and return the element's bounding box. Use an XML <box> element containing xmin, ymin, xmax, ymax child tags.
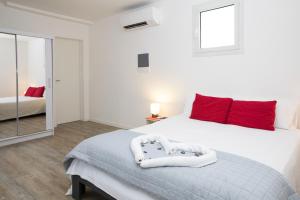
<box><xmin>192</xmin><ymin>0</ymin><xmax>243</xmax><ymax>56</ymax></box>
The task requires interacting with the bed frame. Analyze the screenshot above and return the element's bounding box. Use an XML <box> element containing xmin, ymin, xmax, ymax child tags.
<box><xmin>72</xmin><ymin>175</ymin><xmax>116</xmax><ymax>200</ymax></box>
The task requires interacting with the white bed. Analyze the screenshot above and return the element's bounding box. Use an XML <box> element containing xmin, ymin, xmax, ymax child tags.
<box><xmin>67</xmin><ymin>114</ymin><xmax>300</xmax><ymax>199</ymax></box>
<box><xmin>0</xmin><ymin>96</ymin><xmax>46</xmax><ymax>121</ymax></box>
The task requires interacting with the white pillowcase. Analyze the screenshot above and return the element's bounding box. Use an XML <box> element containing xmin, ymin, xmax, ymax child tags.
<box><xmin>275</xmin><ymin>99</ymin><xmax>299</xmax><ymax>130</ymax></box>
<box><xmin>183</xmin><ymin>94</ymin><xmax>299</xmax><ymax>130</ymax></box>
<box><xmin>183</xmin><ymin>94</ymin><xmax>196</xmax><ymax>117</ymax></box>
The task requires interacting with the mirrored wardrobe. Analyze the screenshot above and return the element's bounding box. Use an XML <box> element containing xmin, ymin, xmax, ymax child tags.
<box><xmin>0</xmin><ymin>31</ymin><xmax>53</xmax><ymax>146</ymax></box>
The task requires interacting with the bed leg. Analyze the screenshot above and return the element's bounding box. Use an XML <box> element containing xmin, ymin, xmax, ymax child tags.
<box><xmin>72</xmin><ymin>175</ymin><xmax>86</xmax><ymax>200</ymax></box>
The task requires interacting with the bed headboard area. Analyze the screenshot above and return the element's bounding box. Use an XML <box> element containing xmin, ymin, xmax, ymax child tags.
<box><xmin>184</xmin><ymin>92</ymin><xmax>300</xmax><ymax>130</ymax></box>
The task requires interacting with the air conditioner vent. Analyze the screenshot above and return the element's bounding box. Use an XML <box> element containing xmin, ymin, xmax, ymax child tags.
<box><xmin>120</xmin><ymin>7</ymin><xmax>161</xmax><ymax>31</ymax></box>
<box><xmin>124</xmin><ymin>21</ymin><xmax>148</xmax><ymax>30</ymax></box>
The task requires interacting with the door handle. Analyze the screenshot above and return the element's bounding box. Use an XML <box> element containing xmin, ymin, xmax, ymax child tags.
<box><xmin>55</xmin><ymin>80</ymin><xmax>61</xmax><ymax>82</ymax></box>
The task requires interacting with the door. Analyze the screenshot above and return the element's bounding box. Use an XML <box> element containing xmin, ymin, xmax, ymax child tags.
<box><xmin>54</xmin><ymin>38</ymin><xmax>81</xmax><ymax>125</ymax></box>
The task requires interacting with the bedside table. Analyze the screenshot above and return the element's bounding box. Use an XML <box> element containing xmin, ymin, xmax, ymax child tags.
<box><xmin>146</xmin><ymin>116</ymin><xmax>167</xmax><ymax>124</ymax></box>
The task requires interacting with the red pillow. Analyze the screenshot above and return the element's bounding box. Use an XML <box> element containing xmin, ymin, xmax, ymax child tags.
<box><xmin>227</xmin><ymin>100</ymin><xmax>277</xmax><ymax>131</ymax></box>
<box><xmin>32</xmin><ymin>86</ymin><xmax>45</xmax><ymax>97</ymax></box>
<box><xmin>24</xmin><ymin>87</ymin><xmax>37</xmax><ymax>96</ymax></box>
<box><xmin>190</xmin><ymin>94</ymin><xmax>233</xmax><ymax>124</ymax></box>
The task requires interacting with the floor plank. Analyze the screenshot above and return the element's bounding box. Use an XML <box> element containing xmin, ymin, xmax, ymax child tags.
<box><xmin>0</xmin><ymin>121</ymin><xmax>119</xmax><ymax>200</ymax></box>
<box><xmin>0</xmin><ymin>115</ymin><xmax>46</xmax><ymax>139</ymax></box>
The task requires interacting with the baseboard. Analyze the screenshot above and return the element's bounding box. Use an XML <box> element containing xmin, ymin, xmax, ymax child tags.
<box><xmin>90</xmin><ymin>118</ymin><xmax>132</xmax><ymax>130</ymax></box>
<box><xmin>0</xmin><ymin>130</ymin><xmax>54</xmax><ymax>148</ymax></box>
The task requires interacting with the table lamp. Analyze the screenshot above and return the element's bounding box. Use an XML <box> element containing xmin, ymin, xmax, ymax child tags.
<box><xmin>150</xmin><ymin>103</ymin><xmax>160</xmax><ymax>118</ymax></box>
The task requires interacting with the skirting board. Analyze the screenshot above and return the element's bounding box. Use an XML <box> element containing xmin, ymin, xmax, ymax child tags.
<box><xmin>90</xmin><ymin>118</ymin><xmax>132</xmax><ymax>130</ymax></box>
<box><xmin>0</xmin><ymin>130</ymin><xmax>54</xmax><ymax>148</ymax></box>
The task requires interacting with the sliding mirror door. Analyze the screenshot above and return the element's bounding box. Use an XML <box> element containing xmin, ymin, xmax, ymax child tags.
<box><xmin>0</xmin><ymin>30</ymin><xmax>53</xmax><ymax>144</ymax></box>
<box><xmin>17</xmin><ymin>35</ymin><xmax>49</xmax><ymax>136</ymax></box>
<box><xmin>0</xmin><ymin>33</ymin><xmax>18</xmax><ymax>139</ymax></box>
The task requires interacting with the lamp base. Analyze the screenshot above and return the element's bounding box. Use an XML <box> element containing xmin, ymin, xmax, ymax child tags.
<box><xmin>152</xmin><ymin>114</ymin><xmax>159</xmax><ymax>118</ymax></box>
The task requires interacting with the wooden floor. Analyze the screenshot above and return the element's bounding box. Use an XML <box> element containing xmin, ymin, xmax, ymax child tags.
<box><xmin>0</xmin><ymin>115</ymin><xmax>46</xmax><ymax>140</ymax></box>
<box><xmin>0</xmin><ymin>121</ymin><xmax>119</xmax><ymax>200</ymax></box>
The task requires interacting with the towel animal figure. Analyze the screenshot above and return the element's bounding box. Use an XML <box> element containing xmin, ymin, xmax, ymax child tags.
<box><xmin>131</xmin><ymin>134</ymin><xmax>217</xmax><ymax>168</ymax></box>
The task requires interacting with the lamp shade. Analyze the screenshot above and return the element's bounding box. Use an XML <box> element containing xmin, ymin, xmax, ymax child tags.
<box><xmin>150</xmin><ymin>103</ymin><xmax>160</xmax><ymax>117</ymax></box>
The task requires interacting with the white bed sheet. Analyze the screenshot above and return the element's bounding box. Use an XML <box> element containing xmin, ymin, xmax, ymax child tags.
<box><xmin>67</xmin><ymin>114</ymin><xmax>300</xmax><ymax>199</ymax></box>
<box><xmin>0</xmin><ymin>96</ymin><xmax>46</xmax><ymax>121</ymax></box>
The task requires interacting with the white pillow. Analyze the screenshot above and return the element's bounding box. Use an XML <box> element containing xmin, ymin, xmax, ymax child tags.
<box><xmin>183</xmin><ymin>93</ymin><xmax>299</xmax><ymax>130</ymax></box>
<box><xmin>275</xmin><ymin>99</ymin><xmax>299</xmax><ymax>129</ymax></box>
<box><xmin>183</xmin><ymin>94</ymin><xmax>196</xmax><ymax>117</ymax></box>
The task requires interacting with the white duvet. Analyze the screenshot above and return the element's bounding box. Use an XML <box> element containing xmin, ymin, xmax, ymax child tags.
<box><xmin>0</xmin><ymin>96</ymin><xmax>46</xmax><ymax>121</ymax></box>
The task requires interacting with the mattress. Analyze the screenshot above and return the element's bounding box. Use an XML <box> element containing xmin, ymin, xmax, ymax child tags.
<box><xmin>0</xmin><ymin>96</ymin><xmax>46</xmax><ymax>121</ymax></box>
<box><xmin>67</xmin><ymin>114</ymin><xmax>300</xmax><ymax>199</ymax></box>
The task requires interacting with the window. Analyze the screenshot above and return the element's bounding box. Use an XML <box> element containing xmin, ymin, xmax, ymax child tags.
<box><xmin>193</xmin><ymin>0</ymin><xmax>242</xmax><ymax>56</ymax></box>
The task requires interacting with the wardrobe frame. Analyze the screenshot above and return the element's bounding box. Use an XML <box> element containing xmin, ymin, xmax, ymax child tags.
<box><xmin>0</xmin><ymin>28</ymin><xmax>54</xmax><ymax>147</ymax></box>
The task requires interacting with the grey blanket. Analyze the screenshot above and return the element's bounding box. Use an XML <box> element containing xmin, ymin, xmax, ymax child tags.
<box><xmin>64</xmin><ymin>130</ymin><xmax>300</xmax><ymax>200</ymax></box>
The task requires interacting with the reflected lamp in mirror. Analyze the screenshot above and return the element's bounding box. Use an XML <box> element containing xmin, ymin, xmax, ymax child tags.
<box><xmin>150</xmin><ymin>103</ymin><xmax>160</xmax><ymax>118</ymax></box>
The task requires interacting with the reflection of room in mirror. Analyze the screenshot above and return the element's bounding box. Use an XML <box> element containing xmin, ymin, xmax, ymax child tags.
<box><xmin>17</xmin><ymin>36</ymin><xmax>47</xmax><ymax>136</ymax></box>
<box><xmin>0</xmin><ymin>33</ymin><xmax>18</xmax><ymax>139</ymax></box>
<box><xmin>0</xmin><ymin>34</ymin><xmax>47</xmax><ymax>139</ymax></box>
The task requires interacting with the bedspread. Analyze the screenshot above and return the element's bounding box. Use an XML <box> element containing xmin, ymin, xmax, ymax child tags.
<box><xmin>64</xmin><ymin>130</ymin><xmax>300</xmax><ymax>200</ymax></box>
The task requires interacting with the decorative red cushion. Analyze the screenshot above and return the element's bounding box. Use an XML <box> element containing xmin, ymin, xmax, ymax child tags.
<box><xmin>190</xmin><ymin>94</ymin><xmax>233</xmax><ymax>124</ymax></box>
<box><xmin>32</xmin><ymin>86</ymin><xmax>45</xmax><ymax>97</ymax></box>
<box><xmin>24</xmin><ymin>87</ymin><xmax>37</xmax><ymax>96</ymax></box>
<box><xmin>227</xmin><ymin>100</ymin><xmax>277</xmax><ymax>131</ymax></box>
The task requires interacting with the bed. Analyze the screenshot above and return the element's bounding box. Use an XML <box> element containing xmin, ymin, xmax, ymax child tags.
<box><xmin>65</xmin><ymin>113</ymin><xmax>300</xmax><ymax>200</ymax></box>
<box><xmin>0</xmin><ymin>96</ymin><xmax>46</xmax><ymax>121</ymax></box>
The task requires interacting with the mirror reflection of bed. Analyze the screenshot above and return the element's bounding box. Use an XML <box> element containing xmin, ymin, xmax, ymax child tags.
<box><xmin>0</xmin><ymin>96</ymin><xmax>46</xmax><ymax>138</ymax></box>
<box><xmin>0</xmin><ymin>34</ymin><xmax>47</xmax><ymax>139</ymax></box>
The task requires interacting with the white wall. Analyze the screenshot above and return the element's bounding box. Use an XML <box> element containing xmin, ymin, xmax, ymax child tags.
<box><xmin>17</xmin><ymin>39</ymin><xmax>30</xmax><ymax>96</ymax></box>
<box><xmin>90</xmin><ymin>0</ymin><xmax>300</xmax><ymax>128</ymax></box>
<box><xmin>27</xmin><ymin>38</ymin><xmax>46</xmax><ymax>88</ymax></box>
<box><xmin>0</xmin><ymin>2</ymin><xmax>90</xmax><ymax>121</ymax></box>
<box><xmin>0</xmin><ymin>37</ymin><xmax>18</xmax><ymax>98</ymax></box>
<box><xmin>0</xmin><ymin>37</ymin><xmax>28</xmax><ymax>97</ymax></box>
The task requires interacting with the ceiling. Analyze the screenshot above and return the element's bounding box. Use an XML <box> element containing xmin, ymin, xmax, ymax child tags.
<box><xmin>3</xmin><ymin>0</ymin><xmax>156</xmax><ymax>22</ymax></box>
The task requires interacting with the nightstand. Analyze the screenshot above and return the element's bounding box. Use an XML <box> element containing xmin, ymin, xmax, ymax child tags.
<box><xmin>146</xmin><ymin>116</ymin><xmax>167</xmax><ymax>124</ymax></box>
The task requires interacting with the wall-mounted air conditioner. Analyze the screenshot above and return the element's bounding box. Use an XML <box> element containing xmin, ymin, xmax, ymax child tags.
<box><xmin>120</xmin><ymin>7</ymin><xmax>161</xmax><ymax>31</ymax></box>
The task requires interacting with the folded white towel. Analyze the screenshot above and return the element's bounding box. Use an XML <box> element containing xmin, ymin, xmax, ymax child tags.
<box><xmin>131</xmin><ymin>135</ymin><xmax>217</xmax><ymax>168</ymax></box>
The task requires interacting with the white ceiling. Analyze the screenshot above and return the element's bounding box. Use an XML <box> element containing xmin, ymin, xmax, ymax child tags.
<box><xmin>3</xmin><ymin>0</ymin><xmax>156</xmax><ymax>22</ymax></box>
